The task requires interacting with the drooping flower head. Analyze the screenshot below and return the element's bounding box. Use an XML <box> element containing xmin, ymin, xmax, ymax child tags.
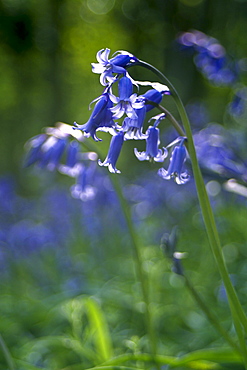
<box><xmin>98</xmin><ymin>131</ymin><xmax>124</xmax><ymax>173</ymax></box>
<box><xmin>24</xmin><ymin>123</ymin><xmax>84</xmax><ymax>172</ymax></box>
<box><xmin>158</xmin><ymin>137</ymin><xmax>190</xmax><ymax>185</ymax></box>
<box><xmin>134</xmin><ymin>113</ymin><xmax>167</xmax><ymax>162</ymax></box>
<box><xmin>91</xmin><ymin>48</ymin><xmax>138</xmax><ymax>86</ymax></box>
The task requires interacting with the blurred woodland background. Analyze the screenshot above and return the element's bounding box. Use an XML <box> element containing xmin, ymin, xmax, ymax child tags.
<box><xmin>1</xmin><ymin>0</ymin><xmax>247</xmax><ymax>369</ymax></box>
<box><xmin>1</xmin><ymin>0</ymin><xmax>247</xmax><ymax>176</ymax></box>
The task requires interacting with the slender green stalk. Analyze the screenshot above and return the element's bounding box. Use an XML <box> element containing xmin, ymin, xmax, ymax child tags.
<box><xmin>80</xmin><ymin>139</ymin><xmax>158</xmax><ymax>360</ymax></box>
<box><xmin>228</xmin><ymin>301</ymin><xmax>247</xmax><ymax>368</ymax></box>
<box><xmin>183</xmin><ymin>274</ymin><xmax>240</xmax><ymax>353</ymax></box>
<box><xmin>133</xmin><ymin>61</ymin><xmax>247</xmax><ymax>355</ymax></box>
<box><xmin>146</xmin><ymin>101</ymin><xmax>186</xmax><ymax>137</ymax></box>
<box><xmin>0</xmin><ymin>334</ymin><xmax>16</xmax><ymax>370</ymax></box>
<box><xmin>109</xmin><ymin>174</ymin><xmax>157</xmax><ymax>358</ymax></box>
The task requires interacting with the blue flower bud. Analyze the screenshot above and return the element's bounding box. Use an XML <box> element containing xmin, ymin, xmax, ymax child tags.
<box><xmin>98</xmin><ymin>131</ymin><xmax>124</xmax><ymax>173</ymax></box>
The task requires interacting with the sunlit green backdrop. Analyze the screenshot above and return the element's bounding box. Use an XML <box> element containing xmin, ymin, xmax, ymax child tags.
<box><xmin>1</xmin><ymin>0</ymin><xmax>247</xmax><ymax>175</ymax></box>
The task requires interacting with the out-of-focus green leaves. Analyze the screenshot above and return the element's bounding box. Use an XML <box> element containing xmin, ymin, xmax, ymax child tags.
<box><xmin>61</xmin><ymin>295</ymin><xmax>113</xmax><ymax>362</ymax></box>
<box><xmin>85</xmin><ymin>297</ymin><xmax>114</xmax><ymax>361</ymax></box>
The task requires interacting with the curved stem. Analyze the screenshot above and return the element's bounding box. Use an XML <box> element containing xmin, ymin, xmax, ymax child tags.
<box><xmin>133</xmin><ymin>61</ymin><xmax>247</xmax><ymax>350</ymax></box>
<box><xmin>146</xmin><ymin>100</ymin><xmax>185</xmax><ymax>137</ymax></box>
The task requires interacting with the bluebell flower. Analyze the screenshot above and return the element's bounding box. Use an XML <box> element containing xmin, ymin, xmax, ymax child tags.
<box><xmin>142</xmin><ymin>89</ymin><xmax>165</xmax><ymax>112</ymax></box>
<box><xmin>59</xmin><ymin>140</ymin><xmax>81</xmax><ymax>176</ymax></box>
<box><xmin>70</xmin><ymin>163</ymin><xmax>97</xmax><ymax>201</ymax></box>
<box><xmin>158</xmin><ymin>138</ymin><xmax>189</xmax><ymax>185</ymax></box>
<box><xmin>25</xmin><ymin>123</ymin><xmax>84</xmax><ymax>172</ymax></box>
<box><xmin>160</xmin><ymin>226</ymin><xmax>185</xmax><ymax>275</ymax></box>
<box><xmin>122</xmin><ymin>106</ymin><xmax>147</xmax><ymax>140</ymax></box>
<box><xmin>186</xmin><ymin>101</ymin><xmax>209</xmax><ymax>128</ymax></box>
<box><xmin>228</xmin><ymin>87</ymin><xmax>247</xmax><ymax>117</ymax></box>
<box><xmin>91</xmin><ymin>48</ymin><xmax>138</xmax><ymax>86</ymax></box>
<box><xmin>194</xmin><ymin>124</ymin><xmax>247</xmax><ymax>182</ymax></box>
<box><xmin>8</xmin><ymin>220</ymin><xmax>56</xmax><ymax>257</ymax></box>
<box><xmin>74</xmin><ymin>92</ymin><xmax>116</xmax><ymax>141</ymax></box>
<box><xmin>134</xmin><ymin>113</ymin><xmax>167</xmax><ymax>162</ymax></box>
<box><xmin>177</xmin><ymin>30</ymin><xmax>238</xmax><ymax>86</ymax></box>
<box><xmin>98</xmin><ymin>131</ymin><xmax>124</xmax><ymax>173</ymax></box>
<box><xmin>39</xmin><ymin>136</ymin><xmax>67</xmax><ymax>171</ymax></box>
<box><xmin>24</xmin><ymin>134</ymin><xmax>47</xmax><ymax>167</ymax></box>
<box><xmin>110</xmin><ymin>76</ymin><xmax>144</xmax><ymax>119</ymax></box>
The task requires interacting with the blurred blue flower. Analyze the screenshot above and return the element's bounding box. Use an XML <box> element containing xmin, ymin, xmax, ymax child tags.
<box><xmin>8</xmin><ymin>220</ymin><xmax>56</xmax><ymax>257</ymax></box>
<box><xmin>98</xmin><ymin>131</ymin><xmax>124</xmax><ymax>173</ymax></box>
<box><xmin>186</xmin><ymin>101</ymin><xmax>210</xmax><ymax>128</ymax></box>
<box><xmin>70</xmin><ymin>163</ymin><xmax>97</xmax><ymax>201</ymax></box>
<box><xmin>25</xmin><ymin>123</ymin><xmax>84</xmax><ymax>171</ymax></box>
<box><xmin>177</xmin><ymin>30</ymin><xmax>238</xmax><ymax>86</ymax></box>
<box><xmin>91</xmin><ymin>48</ymin><xmax>138</xmax><ymax>86</ymax></box>
<box><xmin>39</xmin><ymin>136</ymin><xmax>67</xmax><ymax>170</ymax></box>
<box><xmin>59</xmin><ymin>140</ymin><xmax>81</xmax><ymax>176</ymax></box>
<box><xmin>194</xmin><ymin>124</ymin><xmax>247</xmax><ymax>182</ymax></box>
<box><xmin>228</xmin><ymin>86</ymin><xmax>247</xmax><ymax>117</ymax></box>
<box><xmin>134</xmin><ymin>113</ymin><xmax>167</xmax><ymax>162</ymax></box>
<box><xmin>158</xmin><ymin>138</ymin><xmax>189</xmax><ymax>185</ymax></box>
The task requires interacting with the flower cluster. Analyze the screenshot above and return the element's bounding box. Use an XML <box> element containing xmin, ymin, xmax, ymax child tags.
<box><xmin>25</xmin><ymin>122</ymin><xmax>99</xmax><ymax>201</ymax></box>
<box><xmin>194</xmin><ymin>123</ymin><xmax>247</xmax><ymax>183</ymax></box>
<box><xmin>177</xmin><ymin>30</ymin><xmax>238</xmax><ymax>87</ymax></box>
<box><xmin>25</xmin><ymin>48</ymin><xmax>190</xmax><ymax>189</ymax></box>
<box><xmin>74</xmin><ymin>48</ymin><xmax>189</xmax><ymax>182</ymax></box>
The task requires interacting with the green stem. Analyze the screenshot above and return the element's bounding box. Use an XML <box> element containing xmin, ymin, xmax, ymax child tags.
<box><xmin>146</xmin><ymin>101</ymin><xmax>186</xmax><ymax>137</ymax></box>
<box><xmin>0</xmin><ymin>334</ymin><xmax>15</xmax><ymax>370</ymax></box>
<box><xmin>133</xmin><ymin>61</ymin><xmax>247</xmax><ymax>352</ymax></box>
<box><xmin>228</xmin><ymin>301</ymin><xmax>247</xmax><ymax>368</ymax></box>
<box><xmin>183</xmin><ymin>274</ymin><xmax>240</xmax><ymax>353</ymax></box>
<box><xmin>109</xmin><ymin>174</ymin><xmax>157</xmax><ymax>358</ymax></box>
<box><xmin>80</xmin><ymin>139</ymin><xmax>158</xmax><ymax>360</ymax></box>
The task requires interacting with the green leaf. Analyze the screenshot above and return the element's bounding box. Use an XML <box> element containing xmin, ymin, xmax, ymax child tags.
<box><xmin>85</xmin><ymin>297</ymin><xmax>114</xmax><ymax>362</ymax></box>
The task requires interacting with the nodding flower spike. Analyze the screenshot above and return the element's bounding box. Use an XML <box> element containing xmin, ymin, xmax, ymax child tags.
<box><xmin>158</xmin><ymin>138</ymin><xmax>190</xmax><ymax>185</ymax></box>
<box><xmin>98</xmin><ymin>131</ymin><xmax>124</xmax><ymax>173</ymax></box>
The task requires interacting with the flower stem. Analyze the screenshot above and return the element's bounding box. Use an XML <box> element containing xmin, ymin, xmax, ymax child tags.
<box><xmin>80</xmin><ymin>139</ymin><xmax>158</xmax><ymax>361</ymax></box>
<box><xmin>0</xmin><ymin>334</ymin><xmax>15</xmax><ymax>370</ymax></box>
<box><xmin>183</xmin><ymin>274</ymin><xmax>241</xmax><ymax>353</ymax></box>
<box><xmin>133</xmin><ymin>60</ymin><xmax>247</xmax><ymax>356</ymax></box>
<box><xmin>109</xmin><ymin>174</ymin><xmax>158</xmax><ymax>358</ymax></box>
